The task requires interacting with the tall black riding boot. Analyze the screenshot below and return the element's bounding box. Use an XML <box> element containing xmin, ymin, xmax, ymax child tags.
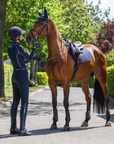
<box><xmin>10</xmin><ymin>104</ymin><xmax>19</xmax><ymax>134</ymax></box>
<box><xmin>18</xmin><ymin>103</ymin><xmax>32</xmax><ymax>136</ymax></box>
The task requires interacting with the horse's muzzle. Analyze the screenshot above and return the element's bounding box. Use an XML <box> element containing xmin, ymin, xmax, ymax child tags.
<box><xmin>26</xmin><ymin>35</ymin><xmax>33</xmax><ymax>44</ymax></box>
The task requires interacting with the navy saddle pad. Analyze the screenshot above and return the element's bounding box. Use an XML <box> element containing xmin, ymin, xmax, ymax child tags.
<box><xmin>67</xmin><ymin>46</ymin><xmax>91</xmax><ymax>65</ymax></box>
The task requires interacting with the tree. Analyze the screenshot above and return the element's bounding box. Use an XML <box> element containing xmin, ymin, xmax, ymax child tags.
<box><xmin>0</xmin><ymin>0</ymin><xmax>7</xmax><ymax>97</ymax></box>
<box><xmin>60</xmin><ymin>0</ymin><xmax>93</xmax><ymax>44</ymax></box>
<box><xmin>79</xmin><ymin>0</ymin><xmax>110</xmax><ymax>25</ymax></box>
<box><xmin>4</xmin><ymin>0</ymin><xmax>67</xmax><ymax>85</ymax></box>
<box><xmin>89</xmin><ymin>19</ymin><xmax>114</xmax><ymax>53</ymax></box>
<box><xmin>79</xmin><ymin>0</ymin><xmax>110</xmax><ymax>42</ymax></box>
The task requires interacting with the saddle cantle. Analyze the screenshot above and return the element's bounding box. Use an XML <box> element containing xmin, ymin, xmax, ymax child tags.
<box><xmin>65</xmin><ymin>39</ymin><xmax>83</xmax><ymax>63</ymax></box>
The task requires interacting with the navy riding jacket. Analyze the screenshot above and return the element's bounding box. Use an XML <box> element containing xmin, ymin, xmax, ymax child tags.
<box><xmin>8</xmin><ymin>42</ymin><xmax>36</xmax><ymax>70</ymax></box>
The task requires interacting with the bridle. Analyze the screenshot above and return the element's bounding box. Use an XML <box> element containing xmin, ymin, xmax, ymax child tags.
<box><xmin>30</xmin><ymin>17</ymin><xmax>49</xmax><ymax>46</ymax></box>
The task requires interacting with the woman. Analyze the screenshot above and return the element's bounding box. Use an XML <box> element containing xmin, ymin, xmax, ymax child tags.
<box><xmin>8</xmin><ymin>26</ymin><xmax>36</xmax><ymax>136</ymax></box>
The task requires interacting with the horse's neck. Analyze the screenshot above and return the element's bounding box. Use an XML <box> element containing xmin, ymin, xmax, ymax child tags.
<box><xmin>47</xmin><ymin>19</ymin><xmax>62</xmax><ymax>58</ymax></box>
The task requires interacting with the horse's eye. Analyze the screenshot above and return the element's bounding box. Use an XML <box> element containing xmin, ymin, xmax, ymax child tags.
<box><xmin>40</xmin><ymin>22</ymin><xmax>44</xmax><ymax>25</ymax></box>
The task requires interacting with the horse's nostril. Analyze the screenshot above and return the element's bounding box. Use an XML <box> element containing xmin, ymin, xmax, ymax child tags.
<box><xmin>26</xmin><ymin>35</ymin><xmax>32</xmax><ymax>43</ymax></box>
<box><xmin>28</xmin><ymin>36</ymin><xmax>31</xmax><ymax>40</ymax></box>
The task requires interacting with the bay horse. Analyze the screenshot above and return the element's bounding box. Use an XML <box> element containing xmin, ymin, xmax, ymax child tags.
<box><xmin>26</xmin><ymin>8</ymin><xmax>111</xmax><ymax>131</ymax></box>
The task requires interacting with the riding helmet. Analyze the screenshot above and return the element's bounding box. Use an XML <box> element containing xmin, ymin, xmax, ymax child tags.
<box><xmin>8</xmin><ymin>26</ymin><xmax>26</xmax><ymax>40</ymax></box>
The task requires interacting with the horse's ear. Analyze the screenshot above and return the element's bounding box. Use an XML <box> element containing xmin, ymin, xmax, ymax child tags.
<box><xmin>37</xmin><ymin>9</ymin><xmax>43</xmax><ymax>16</ymax></box>
<box><xmin>44</xmin><ymin>8</ymin><xmax>48</xmax><ymax>18</ymax></box>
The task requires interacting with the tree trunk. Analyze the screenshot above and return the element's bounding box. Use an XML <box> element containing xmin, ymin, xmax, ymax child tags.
<box><xmin>38</xmin><ymin>59</ymin><xmax>41</xmax><ymax>72</ymax></box>
<box><xmin>34</xmin><ymin>60</ymin><xmax>38</xmax><ymax>86</ymax></box>
<box><xmin>30</xmin><ymin>60</ymin><xmax>34</xmax><ymax>80</ymax></box>
<box><xmin>0</xmin><ymin>0</ymin><xmax>7</xmax><ymax>98</ymax></box>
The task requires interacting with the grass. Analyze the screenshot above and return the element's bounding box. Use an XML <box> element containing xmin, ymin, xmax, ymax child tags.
<box><xmin>29</xmin><ymin>85</ymin><xmax>46</xmax><ymax>93</ymax></box>
<box><xmin>0</xmin><ymin>85</ymin><xmax>46</xmax><ymax>104</ymax></box>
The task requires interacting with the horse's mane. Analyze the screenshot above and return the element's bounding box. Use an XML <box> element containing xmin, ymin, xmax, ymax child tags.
<box><xmin>56</xmin><ymin>27</ymin><xmax>62</xmax><ymax>39</ymax></box>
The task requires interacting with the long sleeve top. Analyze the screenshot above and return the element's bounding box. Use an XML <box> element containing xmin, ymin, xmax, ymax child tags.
<box><xmin>8</xmin><ymin>42</ymin><xmax>36</xmax><ymax>70</ymax></box>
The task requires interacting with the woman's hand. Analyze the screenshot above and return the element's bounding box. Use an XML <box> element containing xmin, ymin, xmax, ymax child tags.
<box><xmin>33</xmin><ymin>46</ymin><xmax>36</xmax><ymax>49</ymax></box>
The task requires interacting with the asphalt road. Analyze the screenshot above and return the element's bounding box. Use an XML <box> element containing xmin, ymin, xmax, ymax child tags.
<box><xmin>0</xmin><ymin>87</ymin><xmax>114</xmax><ymax>144</ymax></box>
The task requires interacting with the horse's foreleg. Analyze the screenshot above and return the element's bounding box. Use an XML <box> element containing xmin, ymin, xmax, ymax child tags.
<box><xmin>49</xmin><ymin>81</ymin><xmax>58</xmax><ymax>130</ymax></box>
<box><xmin>62</xmin><ymin>82</ymin><xmax>70</xmax><ymax>131</ymax></box>
<box><xmin>81</xmin><ymin>76</ymin><xmax>92</xmax><ymax>127</ymax></box>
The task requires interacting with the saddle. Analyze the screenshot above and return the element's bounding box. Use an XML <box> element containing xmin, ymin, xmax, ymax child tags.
<box><xmin>65</xmin><ymin>39</ymin><xmax>83</xmax><ymax>63</ymax></box>
<box><xmin>65</xmin><ymin>39</ymin><xmax>83</xmax><ymax>81</ymax></box>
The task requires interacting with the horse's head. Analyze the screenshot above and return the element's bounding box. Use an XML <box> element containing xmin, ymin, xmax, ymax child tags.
<box><xmin>26</xmin><ymin>8</ymin><xmax>50</xmax><ymax>44</ymax></box>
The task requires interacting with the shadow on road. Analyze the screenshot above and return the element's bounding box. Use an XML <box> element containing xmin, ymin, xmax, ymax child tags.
<box><xmin>97</xmin><ymin>114</ymin><xmax>114</xmax><ymax>123</ymax></box>
<box><xmin>29</xmin><ymin>126</ymin><xmax>104</xmax><ymax>136</ymax></box>
<box><xmin>0</xmin><ymin>134</ymin><xmax>18</xmax><ymax>139</ymax></box>
<box><xmin>97</xmin><ymin>101</ymin><xmax>114</xmax><ymax>123</ymax></box>
<box><xmin>27</xmin><ymin>100</ymin><xmax>87</xmax><ymax>116</ymax></box>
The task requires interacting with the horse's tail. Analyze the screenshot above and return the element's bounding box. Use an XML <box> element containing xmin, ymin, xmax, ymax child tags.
<box><xmin>93</xmin><ymin>78</ymin><xmax>106</xmax><ymax>114</ymax></box>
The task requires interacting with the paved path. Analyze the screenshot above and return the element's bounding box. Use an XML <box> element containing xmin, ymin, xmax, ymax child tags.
<box><xmin>0</xmin><ymin>87</ymin><xmax>114</xmax><ymax>144</ymax></box>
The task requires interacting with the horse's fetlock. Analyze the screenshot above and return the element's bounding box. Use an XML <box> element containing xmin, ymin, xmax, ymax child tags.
<box><xmin>53</xmin><ymin>116</ymin><xmax>58</xmax><ymax>122</ymax></box>
<box><xmin>65</xmin><ymin>117</ymin><xmax>70</xmax><ymax>122</ymax></box>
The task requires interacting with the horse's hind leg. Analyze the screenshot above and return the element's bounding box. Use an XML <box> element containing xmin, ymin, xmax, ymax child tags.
<box><xmin>94</xmin><ymin>66</ymin><xmax>111</xmax><ymax>126</ymax></box>
<box><xmin>49</xmin><ymin>81</ymin><xmax>58</xmax><ymax>130</ymax></box>
<box><xmin>100</xmin><ymin>83</ymin><xmax>111</xmax><ymax>126</ymax></box>
<box><xmin>62</xmin><ymin>81</ymin><xmax>70</xmax><ymax>131</ymax></box>
<box><xmin>80</xmin><ymin>74</ymin><xmax>92</xmax><ymax>127</ymax></box>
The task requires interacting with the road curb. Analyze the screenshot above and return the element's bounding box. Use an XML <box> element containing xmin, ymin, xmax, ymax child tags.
<box><xmin>0</xmin><ymin>86</ymin><xmax>49</xmax><ymax>108</ymax></box>
<box><xmin>109</xmin><ymin>96</ymin><xmax>114</xmax><ymax>103</ymax></box>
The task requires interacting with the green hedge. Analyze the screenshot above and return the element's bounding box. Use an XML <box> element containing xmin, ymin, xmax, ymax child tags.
<box><xmin>37</xmin><ymin>73</ymin><xmax>95</xmax><ymax>88</ymax></box>
<box><xmin>70</xmin><ymin>76</ymin><xmax>95</xmax><ymax>87</ymax></box>
<box><xmin>107</xmin><ymin>65</ymin><xmax>114</xmax><ymax>97</ymax></box>
<box><xmin>37</xmin><ymin>72</ymin><xmax>48</xmax><ymax>85</ymax></box>
<box><xmin>105</xmin><ymin>50</ymin><xmax>114</xmax><ymax>67</ymax></box>
<box><xmin>3</xmin><ymin>64</ymin><xmax>114</xmax><ymax>98</ymax></box>
<box><xmin>4</xmin><ymin>64</ymin><xmax>13</xmax><ymax>95</ymax></box>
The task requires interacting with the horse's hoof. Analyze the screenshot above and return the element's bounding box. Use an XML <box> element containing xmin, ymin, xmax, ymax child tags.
<box><xmin>105</xmin><ymin>121</ymin><xmax>111</xmax><ymax>126</ymax></box>
<box><xmin>62</xmin><ymin>126</ymin><xmax>70</xmax><ymax>131</ymax></box>
<box><xmin>50</xmin><ymin>124</ymin><xmax>57</xmax><ymax>130</ymax></box>
<box><xmin>81</xmin><ymin>122</ymin><xmax>88</xmax><ymax>127</ymax></box>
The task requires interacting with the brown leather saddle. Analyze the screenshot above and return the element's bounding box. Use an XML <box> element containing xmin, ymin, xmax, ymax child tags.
<box><xmin>65</xmin><ymin>40</ymin><xmax>83</xmax><ymax>81</ymax></box>
<box><xmin>70</xmin><ymin>41</ymin><xmax>83</xmax><ymax>63</ymax></box>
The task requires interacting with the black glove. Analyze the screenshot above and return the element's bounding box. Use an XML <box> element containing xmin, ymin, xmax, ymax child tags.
<box><xmin>33</xmin><ymin>44</ymin><xmax>42</xmax><ymax>48</ymax></box>
<box><xmin>33</xmin><ymin>56</ymin><xmax>41</xmax><ymax>61</ymax></box>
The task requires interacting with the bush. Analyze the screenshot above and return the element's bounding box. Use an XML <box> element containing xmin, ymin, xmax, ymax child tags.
<box><xmin>29</xmin><ymin>79</ymin><xmax>35</xmax><ymax>87</ymax></box>
<box><xmin>3</xmin><ymin>64</ymin><xmax>114</xmax><ymax>98</ymax></box>
<box><xmin>107</xmin><ymin>65</ymin><xmax>114</xmax><ymax>97</ymax></box>
<box><xmin>105</xmin><ymin>50</ymin><xmax>114</xmax><ymax>67</ymax></box>
<box><xmin>70</xmin><ymin>76</ymin><xmax>95</xmax><ymax>87</ymax></box>
<box><xmin>70</xmin><ymin>81</ymin><xmax>81</xmax><ymax>87</ymax></box>
<box><xmin>4</xmin><ymin>64</ymin><xmax>13</xmax><ymax>95</ymax></box>
<box><xmin>37</xmin><ymin>72</ymin><xmax>48</xmax><ymax>85</ymax></box>
<box><xmin>89</xmin><ymin>76</ymin><xmax>95</xmax><ymax>87</ymax></box>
